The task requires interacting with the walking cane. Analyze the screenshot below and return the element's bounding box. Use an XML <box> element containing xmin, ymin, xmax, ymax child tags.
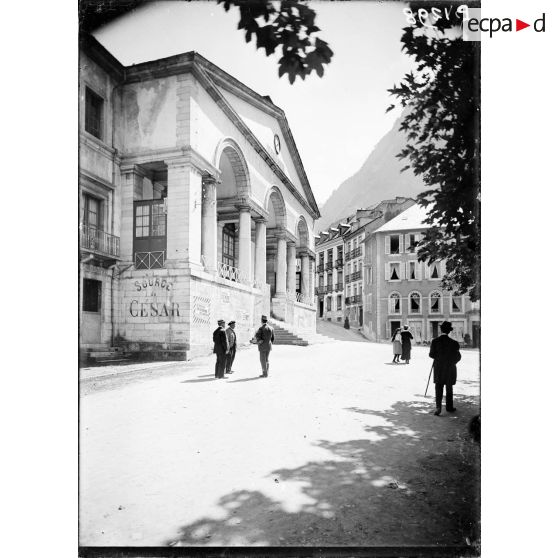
<box><xmin>424</xmin><ymin>363</ymin><xmax>434</xmax><ymax>397</ymax></box>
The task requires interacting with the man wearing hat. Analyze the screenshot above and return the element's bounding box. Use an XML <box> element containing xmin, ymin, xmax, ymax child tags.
<box><xmin>429</xmin><ymin>320</ymin><xmax>462</xmax><ymax>415</ymax></box>
<box><xmin>213</xmin><ymin>319</ymin><xmax>230</xmax><ymax>379</ymax></box>
<box><xmin>225</xmin><ymin>321</ymin><xmax>237</xmax><ymax>375</ymax></box>
<box><xmin>255</xmin><ymin>315</ymin><xmax>275</xmax><ymax>378</ymax></box>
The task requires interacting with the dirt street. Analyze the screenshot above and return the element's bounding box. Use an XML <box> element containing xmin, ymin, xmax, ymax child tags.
<box><xmin>80</xmin><ymin>323</ymin><xmax>480</xmax><ymax>548</ymax></box>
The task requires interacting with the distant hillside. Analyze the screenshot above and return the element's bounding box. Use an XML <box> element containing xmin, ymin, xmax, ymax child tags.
<box><xmin>316</xmin><ymin>114</ymin><xmax>427</xmax><ymax>231</ymax></box>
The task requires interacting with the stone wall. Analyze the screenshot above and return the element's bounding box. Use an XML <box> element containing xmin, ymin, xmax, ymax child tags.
<box><xmin>115</xmin><ymin>268</ymin><xmax>189</xmax><ymax>352</ymax></box>
<box><xmin>188</xmin><ymin>270</ymin><xmax>267</xmax><ymax>358</ymax></box>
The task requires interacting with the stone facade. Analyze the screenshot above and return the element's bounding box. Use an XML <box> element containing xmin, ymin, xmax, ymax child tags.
<box><xmin>314</xmin><ymin>197</ymin><xmax>415</xmax><ymax>329</ymax></box>
<box><xmin>79</xmin><ymin>36</ymin><xmax>318</xmax><ymax>360</ymax></box>
<box><xmin>362</xmin><ymin>204</ymin><xmax>480</xmax><ymax>346</ymax></box>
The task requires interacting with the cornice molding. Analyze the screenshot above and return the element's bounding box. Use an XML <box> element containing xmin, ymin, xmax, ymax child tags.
<box><xmin>120</xmin><ymin>146</ymin><xmax>220</xmax><ymax>178</ymax></box>
<box><xmin>80</xmin><ymin>35</ymin><xmax>125</xmax><ymax>82</ymax></box>
<box><xmin>79</xmin><ymin>169</ymin><xmax>115</xmax><ymax>191</ymax></box>
<box><xmin>80</xmin><ymin>131</ymin><xmax>117</xmax><ymax>160</ymax></box>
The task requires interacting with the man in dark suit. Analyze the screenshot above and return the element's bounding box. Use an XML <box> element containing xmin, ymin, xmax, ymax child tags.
<box><xmin>213</xmin><ymin>319</ymin><xmax>229</xmax><ymax>379</ymax></box>
<box><xmin>429</xmin><ymin>320</ymin><xmax>462</xmax><ymax>415</ymax></box>
<box><xmin>225</xmin><ymin>321</ymin><xmax>237</xmax><ymax>375</ymax></box>
<box><xmin>255</xmin><ymin>315</ymin><xmax>275</xmax><ymax>378</ymax></box>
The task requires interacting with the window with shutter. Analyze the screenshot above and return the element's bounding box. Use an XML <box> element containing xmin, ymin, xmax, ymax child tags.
<box><xmin>389</xmin><ymin>235</ymin><xmax>400</xmax><ymax>254</ymax></box>
<box><xmin>430</xmin><ymin>291</ymin><xmax>442</xmax><ymax>314</ymax></box>
<box><xmin>408</xmin><ymin>261</ymin><xmax>417</xmax><ymax>280</ymax></box>
<box><xmin>385</xmin><ymin>236</ymin><xmax>390</xmax><ymax>255</ymax></box>
<box><xmin>451</xmin><ymin>294</ymin><xmax>463</xmax><ymax>314</ymax></box>
<box><xmin>409</xmin><ymin>292</ymin><xmax>421</xmax><ymax>314</ymax></box>
<box><xmin>389</xmin><ymin>292</ymin><xmax>401</xmax><ymax>314</ymax></box>
<box><xmin>85</xmin><ymin>87</ymin><xmax>104</xmax><ymax>139</ymax></box>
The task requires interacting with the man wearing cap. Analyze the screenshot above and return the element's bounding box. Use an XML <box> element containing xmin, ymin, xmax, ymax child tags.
<box><xmin>429</xmin><ymin>320</ymin><xmax>462</xmax><ymax>415</ymax></box>
<box><xmin>213</xmin><ymin>319</ymin><xmax>229</xmax><ymax>379</ymax></box>
<box><xmin>225</xmin><ymin>321</ymin><xmax>237</xmax><ymax>375</ymax></box>
<box><xmin>255</xmin><ymin>315</ymin><xmax>275</xmax><ymax>378</ymax></box>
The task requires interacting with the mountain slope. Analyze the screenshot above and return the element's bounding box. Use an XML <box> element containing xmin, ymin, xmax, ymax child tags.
<box><xmin>316</xmin><ymin>115</ymin><xmax>426</xmax><ymax>231</ymax></box>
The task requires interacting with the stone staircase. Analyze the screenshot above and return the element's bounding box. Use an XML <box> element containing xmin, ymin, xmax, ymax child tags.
<box><xmin>267</xmin><ymin>319</ymin><xmax>331</xmax><ymax>346</ymax></box>
<box><xmin>81</xmin><ymin>345</ymin><xmax>133</xmax><ymax>366</ymax></box>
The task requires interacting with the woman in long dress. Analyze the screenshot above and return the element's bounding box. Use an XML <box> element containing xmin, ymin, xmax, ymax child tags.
<box><xmin>400</xmin><ymin>325</ymin><xmax>414</xmax><ymax>364</ymax></box>
<box><xmin>391</xmin><ymin>328</ymin><xmax>402</xmax><ymax>363</ymax></box>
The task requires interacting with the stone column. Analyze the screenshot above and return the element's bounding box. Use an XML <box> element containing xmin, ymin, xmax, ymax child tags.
<box><xmin>275</xmin><ymin>232</ymin><xmax>287</xmax><ymax>296</ymax></box>
<box><xmin>237</xmin><ymin>204</ymin><xmax>252</xmax><ymax>282</ymax></box>
<box><xmin>301</xmin><ymin>252</ymin><xmax>310</xmax><ymax>298</ymax></box>
<box><xmin>254</xmin><ymin>218</ymin><xmax>267</xmax><ymax>288</ymax></box>
<box><xmin>287</xmin><ymin>243</ymin><xmax>297</xmax><ymax>295</ymax></box>
<box><xmin>309</xmin><ymin>257</ymin><xmax>315</xmax><ymax>298</ymax></box>
<box><xmin>201</xmin><ymin>174</ymin><xmax>218</xmax><ymax>273</ymax></box>
<box><xmin>165</xmin><ymin>158</ymin><xmax>202</xmax><ymax>269</ymax></box>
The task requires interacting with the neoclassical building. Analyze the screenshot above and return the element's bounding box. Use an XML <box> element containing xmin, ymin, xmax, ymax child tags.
<box><xmin>79</xmin><ymin>35</ymin><xmax>319</xmax><ymax>360</ymax></box>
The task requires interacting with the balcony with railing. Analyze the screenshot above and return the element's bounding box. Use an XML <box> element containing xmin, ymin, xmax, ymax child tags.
<box><xmin>335</xmin><ymin>257</ymin><xmax>344</xmax><ymax>267</ymax></box>
<box><xmin>325</xmin><ymin>261</ymin><xmax>334</xmax><ymax>271</ymax></box>
<box><xmin>326</xmin><ymin>284</ymin><xmax>334</xmax><ymax>293</ymax></box>
<box><xmin>352</xmin><ymin>246</ymin><xmax>362</xmax><ymax>259</ymax></box>
<box><xmin>315</xmin><ymin>286</ymin><xmax>327</xmax><ymax>296</ymax></box>
<box><xmin>316</xmin><ymin>263</ymin><xmax>325</xmax><ymax>273</ymax></box>
<box><xmin>344</xmin><ymin>294</ymin><xmax>362</xmax><ymax>305</ymax></box>
<box><xmin>351</xmin><ymin>270</ymin><xmax>362</xmax><ymax>281</ymax></box>
<box><xmin>80</xmin><ymin>224</ymin><xmax>120</xmax><ymax>260</ymax></box>
<box><xmin>287</xmin><ymin>290</ymin><xmax>314</xmax><ymax>306</ymax></box>
<box><xmin>214</xmin><ymin>261</ymin><xmax>262</xmax><ymax>290</ymax></box>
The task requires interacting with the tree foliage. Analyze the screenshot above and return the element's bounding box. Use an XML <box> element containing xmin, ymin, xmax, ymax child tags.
<box><xmin>387</xmin><ymin>2</ymin><xmax>481</xmax><ymax>300</ymax></box>
<box><xmin>217</xmin><ymin>0</ymin><xmax>333</xmax><ymax>83</ymax></box>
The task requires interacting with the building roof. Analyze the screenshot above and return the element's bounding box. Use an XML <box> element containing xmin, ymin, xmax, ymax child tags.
<box><xmin>80</xmin><ymin>35</ymin><xmax>320</xmax><ymax>219</ymax></box>
<box><xmin>374</xmin><ymin>203</ymin><xmax>430</xmax><ymax>233</ymax></box>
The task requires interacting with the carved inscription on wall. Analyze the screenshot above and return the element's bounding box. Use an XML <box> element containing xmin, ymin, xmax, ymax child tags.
<box><xmin>128</xmin><ymin>275</ymin><xmax>180</xmax><ymax>318</ymax></box>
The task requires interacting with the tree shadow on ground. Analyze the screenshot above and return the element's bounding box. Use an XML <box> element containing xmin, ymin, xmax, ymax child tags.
<box><xmin>166</xmin><ymin>396</ymin><xmax>480</xmax><ymax>550</ymax></box>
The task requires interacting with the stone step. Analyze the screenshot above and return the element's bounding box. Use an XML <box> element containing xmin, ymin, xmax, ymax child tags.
<box><xmin>93</xmin><ymin>358</ymin><xmax>132</xmax><ymax>364</ymax></box>
<box><xmin>88</xmin><ymin>351</ymin><xmax>127</xmax><ymax>358</ymax></box>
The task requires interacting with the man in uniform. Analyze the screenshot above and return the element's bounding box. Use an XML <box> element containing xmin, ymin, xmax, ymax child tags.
<box><xmin>212</xmin><ymin>319</ymin><xmax>229</xmax><ymax>379</ymax></box>
<box><xmin>225</xmin><ymin>320</ymin><xmax>237</xmax><ymax>375</ymax></box>
<box><xmin>429</xmin><ymin>320</ymin><xmax>462</xmax><ymax>415</ymax></box>
<box><xmin>255</xmin><ymin>315</ymin><xmax>275</xmax><ymax>378</ymax></box>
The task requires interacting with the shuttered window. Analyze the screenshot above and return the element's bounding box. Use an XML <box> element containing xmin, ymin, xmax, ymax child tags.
<box><xmin>409</xmin><ymin>292</ymin><xmax>421</xmax><ymax>314</ymax></box>
<box><xmin>385</xmin><ymin>262</ymin><xmax>401</xmax><ymax>281</ymax></box>
<box><xmin>85</xmin><ymin>87</ymin><xmax>103</xmax><ymax>139</ymax></box>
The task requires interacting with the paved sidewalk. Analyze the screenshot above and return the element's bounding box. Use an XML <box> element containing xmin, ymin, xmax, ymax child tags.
<box><xmin>80</xmin><ymin>338</ymin><xmax>480</xmax><ymax>548</ymax></box>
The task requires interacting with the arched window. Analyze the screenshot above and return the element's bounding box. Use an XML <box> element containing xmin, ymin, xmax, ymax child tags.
<box><xmin>429</xmin><ymin>291</ymin><xmax>442</xmax><ymax>314</ymax></box>
<box><xmin>409</xmin><ymin>291</ymin><xmax>422</xmax><ymax>314</ymax></box>
<box><xmin>389</xmin><ymin>292</ymin><xmax>401</xmax><ymax>315</ymax></box>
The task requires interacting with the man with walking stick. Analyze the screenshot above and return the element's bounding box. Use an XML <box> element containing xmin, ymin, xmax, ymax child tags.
<box><xmin>428</xmin><ymin>321</ymin><xmax>461</xmax><ymax>416</ymax></box>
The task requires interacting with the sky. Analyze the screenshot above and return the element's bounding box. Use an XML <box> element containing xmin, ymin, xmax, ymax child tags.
<box><xmin>94</xmin><ymin>0</ymin><xmax>414</xmax><ymax>205</ymax></box>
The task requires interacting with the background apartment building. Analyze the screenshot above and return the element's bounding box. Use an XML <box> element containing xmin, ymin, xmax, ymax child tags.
<box><xmin>315</xmin><ymin>227</ymin><xmax>347</xmax><ymax>322</ymax></box>
<box><xmin>363</xmin><ymin>204</ymin><xmax>480</xmax><ymax>346</ymax></box>
<box><xmin>315</xmin><ymin>197</ymin><xmax>414</xmax><ymax>327</ymax></box>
